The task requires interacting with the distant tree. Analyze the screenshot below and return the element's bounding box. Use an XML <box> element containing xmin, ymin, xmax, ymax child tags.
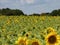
<box><xmin>58</xmin><ymin>9</ymin><xmax>60</xmax><ymax>15</ymax></box>
<box><xmin>50</xmin><ymin>10</ymin><xmax>58</xmax><ymax>16</ymax></box>
<box><xmin>0</xmin><ymin>8</ymin><xmax>24</xmax><ymax>16</ymax></box>
<box><xmin>40</xmin><ymin>12</ymin><xmax>50</xmax><ymax>16</ymax></box>
<box><xmin>33</xmin><ymin>13</ymin><xmax>40</xmax><ymax>16</ymax></box>
<box><xmin>0</xmin><ymin>9</ymin><xmax>2</xmax><ymax>14</ymax></box>
<box><xmin>0</xmin><ymin>8</ymin><xmax>60</xmax><ymax>16</ymax></box>
<box><xmin>29</xmin><ymin>13</ymin><xmax>40</xmax><ymax>16</ymax></box>
<box><xmin>1</xmin><ymin>8</ymin><xmax>11</xmax><ymax>15</ymax></box>
<box><xmin>15</xmin><ymin>9</ymin><xmax>24</xmax><ymax>15</ymax></box>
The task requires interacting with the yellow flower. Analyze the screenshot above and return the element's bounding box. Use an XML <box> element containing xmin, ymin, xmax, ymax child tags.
<box><xmin>45</xmin><ymin>27</ymin><xmax>56</xmax><ymax>34</ymax></box>
<box><xmin>45</xmin><ymin>32</ymin><xmax>60</xmax><ymax>45</ymax></box>
<box><xmin>5</xmin><ymin>43</ymin><xmax>9</xmax><ymax>45</ymax></box>
<box><xmin>6</xmin><ymin>19</ymin><xmax>11</xmax><ymax>25</ymax></box>
<box><xmin>14</xmin><ymin>19</ymin><xmax>19</xmax><ymax>23</ymax></box>
<box><xmin>24</xmin><ymin>33</ymin><xmax>30</xmax><ymax>37</ymax></box>
<box><xmin>41</xmin><ymin>16</ymin><xmax>45</xmax><ymax>21</ymax></box>
<box><xmin>24</xmin><ymin>32</ymin><xmax>32</xmax><ymax>37</ymax></box>
<box><xmin>15</xmin><ymin>37</ymin><xmax>28</xmax><ymax>45</ymax></box>
<box><xmin>27</xmin><ymin>38</ymin><xmax>41</xmax><ymax>45</ymax></box>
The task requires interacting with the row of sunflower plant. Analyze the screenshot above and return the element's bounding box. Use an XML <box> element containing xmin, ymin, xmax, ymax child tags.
<box><xmin>15</xmin><ymin>27</ymin><xmax>60</xmax><ymax>45</ymax></box>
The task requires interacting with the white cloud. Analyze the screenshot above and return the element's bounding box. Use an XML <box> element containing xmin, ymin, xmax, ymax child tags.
<box><xmin>25</xmin><ymin>0</ymin><xmax>34</xmax><ymax>4</ymax></box>
<box><xmin>20</xmin><ymin>0</ymin><xmax>35</xmax><ymax>4</ymax></box>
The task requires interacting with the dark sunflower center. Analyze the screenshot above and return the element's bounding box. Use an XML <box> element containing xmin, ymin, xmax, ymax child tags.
<box><xmin>32</xmin><ymin>42</ymin><xmax>39</xmax><ymax>45</ymax></box>
<box><xmin>19</xmin><ymin>40</ymin><xmax>26</xmax><ymax>45</ymax></box>
<box><xmin>48</xmin><ymin>35</ymin><xmax>57</xmax><ymax>44</ymax></box>
<box><xmin>26</xmin><ymin>34</ymin><xmax>29</xmax><ymax>37</ymax></box>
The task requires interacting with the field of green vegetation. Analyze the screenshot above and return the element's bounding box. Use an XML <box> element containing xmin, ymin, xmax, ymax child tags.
<box><xmin>0</xmin><ymin>16</ymin><xmax>60</xmax><ymax>45</ymax></box>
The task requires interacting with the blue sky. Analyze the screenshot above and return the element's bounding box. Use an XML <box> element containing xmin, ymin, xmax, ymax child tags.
<box><xmin>0</xmin><ymin>0</ymin><xmax>60</xmax><ymax>14</ymax></box>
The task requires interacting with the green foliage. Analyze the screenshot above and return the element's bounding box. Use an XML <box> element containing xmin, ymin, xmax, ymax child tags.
<box><xmin>0</xmin><ymin>16</ymin><xmax>60</xmax><ymax>45</ymax></box>
<box><xmin>0</xmin><ymin>8</ymin><xmax>60</xmax><ymax>16</ymax></box>
<box><xmin>50</xmin><ymin>9</ymin><xmax>60</xmax><ymax>16</ymax></box>
<box><xmin>30</xmin><ymin>13</ymin><xmax>40</xmax><ymax>16</ymax></box>
<box><xmin>0</xmin><ymin>8</ymin><xmax>24</xmax><ymax>16</ymax></box>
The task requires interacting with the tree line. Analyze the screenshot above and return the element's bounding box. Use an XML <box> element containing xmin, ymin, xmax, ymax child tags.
<box><xmin>0</xmin><ymin>8</ymin><xmax>60</xmax><ymax>16</ymax></box>
<box><xmin>29</xmin><ymin>9</ymin><xmax>60</xmax><ymax>16</ymax></box>
<box><xmin>0</xmin><ymin>8</ymin><xmax>24</xmax><ymax>16</ymax></box>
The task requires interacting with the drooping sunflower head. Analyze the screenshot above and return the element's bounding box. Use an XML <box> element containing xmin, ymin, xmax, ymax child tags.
<box><xmin>15</xmin><ymin>37</ymin><xmax>28</xmax><ymax>45</ymax></box>
<box><xmin>28</xmin><ymin>38</ymin><xmax>41</xmax><ymax>45</ymax></box>
<box><xmin>45</xmin><ymin>32</ymin><xmax>60</xmax><ymax>45</ymax></box>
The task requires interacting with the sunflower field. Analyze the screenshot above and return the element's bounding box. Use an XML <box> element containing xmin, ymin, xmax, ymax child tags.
<box><xmin>0</xmin><ymin>16</ymin><xmax>60</xmax><ymax>45</ymax></box>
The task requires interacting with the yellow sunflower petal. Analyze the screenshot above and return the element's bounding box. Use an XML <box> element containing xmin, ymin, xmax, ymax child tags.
<box><xmin>27</xmin><ymin>38</ymin><xmax>41</xmax><ymax>45</ymax></box>
<box><xmin>15</xmin><ymin>37</ymin><xmax>28</xmax><ymax>45</ymax></box>
<box><xmin>45</xmin><ymin>32</ymin><xmax>60</xmax><ymax>45</ymax></box>
<box><xmin>46</xmin><ymin>27</ymin><xmax>56</xmax><ymax>34</ymax></box>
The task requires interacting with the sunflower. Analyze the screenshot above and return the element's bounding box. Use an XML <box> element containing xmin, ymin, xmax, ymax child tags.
<box><xmin>15</xmin><ymin>37</ymin><xmax>28</xmax><ymax>45</ymax></box>
<box><xmin>24</xmin><ymin>32</ymin><xmax>32</xmax><ymax>37</ymax></box>
<box><xmin>45</xmin><ymin>32</ymin><xmax>60</xmax><ymax>45</ymax></box>
<box><xmin>46</xmin><ymin>27</ymin><xmax>56</xmax><ymax>34</ymax></box>
<box><xmin>27</xmin><ymin>38</ymin><xmax>41</xmax><ymax>45</ymax></box>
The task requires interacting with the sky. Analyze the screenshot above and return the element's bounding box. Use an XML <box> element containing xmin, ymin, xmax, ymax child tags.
<box><xmin>0</xmin><ymin>0</ymin><xmax>60</xmax><ymax>14</ymax></box>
